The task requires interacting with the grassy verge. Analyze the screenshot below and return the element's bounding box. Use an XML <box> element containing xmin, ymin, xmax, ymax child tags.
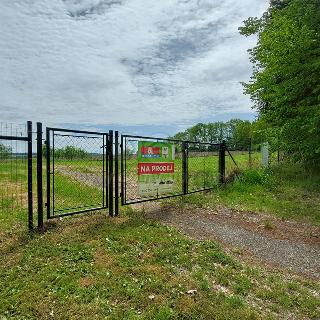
<box><xmin>1</xmin><ymin>210</ymin><xmax>319</xmax><ymax>320</ymax></box>
<box><xmin>1</xmin><ymin>156</ymin><xmax>319</xmax><ymax>318</ymax></box>
<box><xmin>177</xmin><ymin>163</ymin><xmax>320</xmax><ymax>226</ymax></box>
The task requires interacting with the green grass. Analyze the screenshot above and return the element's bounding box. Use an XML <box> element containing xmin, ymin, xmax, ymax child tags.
<box><xmin>0</xmin><ymin>210</ymin><xmax>319</xmax><ymax>319</ymax></box>
<box><xmin>51</xmin><ymin>173</ymin><xmax>104</xmax><ymax>214</ymax></box>
<box><xmin>1</xmin><ymin>155</ymin><xmax>320</xmax><ymax>319</ymax></box>
<box><xmin>175</xmin><ymin>163</ymin><xmax>320</xmax><ymax>226</ymax></box>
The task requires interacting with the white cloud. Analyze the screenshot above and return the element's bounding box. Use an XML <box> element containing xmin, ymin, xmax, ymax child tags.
<box><xmin>0</xmin><ymin>0</ymin><xmax>268</xmax><ymax>127</ymax></box>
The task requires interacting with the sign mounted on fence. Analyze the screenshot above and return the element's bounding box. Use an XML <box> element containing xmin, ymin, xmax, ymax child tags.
<box><xmin>138</xmin><ymin>141</ymin><xmax>175</xmax><ymax>197</ymax></box>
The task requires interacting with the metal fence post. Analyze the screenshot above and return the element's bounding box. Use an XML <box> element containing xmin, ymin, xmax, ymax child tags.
<box><xmin>27</xmin><ymin>121</ymin><xmax>33</xmax><ymax>231</ymax></box>
<box><xmin>182</xmin><ymin>141</ymin><xmax>188</xmax><ymax>194</ymax></box>
<box><xmin>114</xmin><ymin>131</ymin><xmax>119</xmax><ymax>216</ymax></box>
<box><xmin>37</xmin><ymin>122</ymin><xmax>44</xmax><ymax>229</ymax></box>
<box><xmin>108</xmin><ymin>130</ymin><xmax>114</xmax><ymax>217</ymax></box>
<box><xmin>120</xmin><ymin>134</ymin><xmax>124</xmax><ymax>206</ymax></box>
<box><xmin>219</xmin><ymin>140</ymin><xmax>226</xmax><ymax>184</ymax></box>
<box><xmin>46</xmin><ymin>128</ymin><xmax>51</xmax><ymax>219</ymax></box>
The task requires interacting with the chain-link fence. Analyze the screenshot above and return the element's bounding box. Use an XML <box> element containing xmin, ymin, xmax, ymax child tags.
<box><xmin>225</xmin><ymin>139</ymin><xmax>284</xmax><ymax>178</ymax></box>
<box><xmin>1</xmin><ymin>121</ymin><xmax>284</xmax><ymax>230</ymax></box>
<box><xmin>121</xmin><ymin>136</ymin><xmax>184</xmax><ymax>204</ymax></box>
<box><xmin>121</xmin><ymin>135</ymin><xmax>221</xmax><ymax>205</ymax></box>
<box><xmin>187</xmin><ymin>142</ymin><xmax>220</xmax><ymax>192</ymax></box>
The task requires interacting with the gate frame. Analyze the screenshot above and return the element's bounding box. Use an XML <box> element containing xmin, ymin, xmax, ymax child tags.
<box><xmin>120</xmin><ymin>134</ymin><xmax>223</xmax><ymax>206</ymax></box>
<box><xmin>45</xmin><ymin>127</ymin><xmax>110</xmax><ymax>219</ymax></box>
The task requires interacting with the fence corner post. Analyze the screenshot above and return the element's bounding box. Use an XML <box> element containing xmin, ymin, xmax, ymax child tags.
<box><xmin>219</xmin><ymin>140</ymin><xmax>226</xmax><ymax>184</ymax></box>
<box><xmin>37</xmin><ymin>122</ymin><xmax>44</xmax><ymax>229</ymax></box>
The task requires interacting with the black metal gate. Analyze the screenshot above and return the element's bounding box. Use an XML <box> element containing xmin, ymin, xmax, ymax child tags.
<box><xmin>46</xmin><ymin>127</ymin><xmax>110</xmax><ymax>219</ymax></box>
<box><xmin>120</xmin><ymin>134</ymin><xmax>223</xmax><ymax>205</ymax></box>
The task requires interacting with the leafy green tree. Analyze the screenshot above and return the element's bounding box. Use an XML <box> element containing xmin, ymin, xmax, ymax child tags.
<box><xmin>172</xmin><ymin>119</ymin><xmax>260</xmax><ymax>150</ymax></box>
<box><xmin>49</xmin><ymin>146</ymin><xmax>88</xmax><ymax>159</ymax></box>
<box><xmin>239</xmin><ymin>0</ymin><xmax>320</xmax><ymax>166</ymax></box>
<box><xmin>227</xmin><ymin>119</ymin><xmax>252</xmax><ymax>150</ymax></box>
<box><xmin>64</xmin><ymin>146</ymin><xmax>87</xmax><ymax>160</ymax></box>
<box><xmin>0</xmin><ymin>143</ymin><xmax>11</xmax><ymax>159</ymax></box>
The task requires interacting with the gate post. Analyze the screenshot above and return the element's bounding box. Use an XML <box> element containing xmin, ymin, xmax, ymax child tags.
<box><xmin>219</xmin><ymin>141</ymin><xmax>226</xmax><ymax>184</ymax></box>
<box><xmin>120</xmin><ymin>134</ymin><xmax>124</xmax><ymax>206</ymax></box>
<box><xmin>182</xmin><ymin>141</ymin><xmax>188</xmax><ymax>194</ymax></box>
<box><xmin>114</xmin><ymin>131</ymin><xmax>119</xmax><ymax>216</ymax></box>
<box><xmin>46</xmin><ymin>128</ymin><xmax>51</xmax><ymax>219</ymax></box>
<box><xmin>27</xmin><ymin>121</ymin><xmax>33</xmax><ymax>231</ymax></box>
<box><xmin>108</xmin><ymin>130</ymin><xmax>114</xmax><ymax>217</ymax></box>
<box><xmin>37</xmin><ymin>122</ymin><xmax>44</xmax><ymax>229</ymax></box>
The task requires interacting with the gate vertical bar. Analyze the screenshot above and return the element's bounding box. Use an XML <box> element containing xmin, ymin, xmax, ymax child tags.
<box><xmin>114</xmin><ymin>131</ymin><xmax>119</xmax><ymax>216</ymax></box>
<box><xmin>102</xmin><ymin>134</ymin><xmax>105</xmax><ymax>207</ymax></box>
<box><xmin>105</xmin><ymin>133</ymin><xmax>109</xmax><ymax>208</ymax></box>
<box><xmin>182</xmin><ymin>141</ymin><xmax>188</xmax><ymax>194</ymax></box>
<box><xmin>27</xmin><ymin>121</ymin><xmax>33</xmax><ymax>231</ymax></box>
<box><xmin>46</xmin><ymin>128</ymin><xmax>51</xmax><ymax>219</ymax></box>
<box><xmin>120</xmin><ymin>134</ymin><xmax>124</xmax><ymax>206</ymax></box>
<box><xmin>219</xmin><ymin>141</ymin><xmax>226</xmax><ymax>184</ymax></box>
<box><xmin>108</xmin><ymin>130</ymin><xmax>114</xmax><ymax>216</ymax></box>
<box><xmin>52</xmin><ymin>132</ymin><xmax>55</xmax><ymax>215</ymax></box>
<box><xmin>37</xmin><ymin>122</ymin><xmax>43</xmax><ymax>229</ymax></box>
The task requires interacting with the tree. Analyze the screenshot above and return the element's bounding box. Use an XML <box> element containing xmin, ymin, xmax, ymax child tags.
<box><xmin>227</xmin><ymin>119</ymin><xmax>252</xmax><ymax>150</ymax></box>
<box><xmin>0</xmin><ymin>143</ymin><xmax>11</xmax><ymax>159</ymax></box>
<box><xmin>172</xmin><ymin>119</ymin><xmax>260</xmax><ymax>150</ymax></box>
<box><xmin>239</xmin><ymin>0</ymin><xmax>320</xmax><ymax>166</ymax></box>
<box><xmin>47</xmin><ymin>145</ymin><xmax>88</xmax><ymax>159</ymax></box>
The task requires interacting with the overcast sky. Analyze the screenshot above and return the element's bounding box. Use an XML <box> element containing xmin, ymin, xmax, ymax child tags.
<box><xmin>0</xmin><ymin>0</ymin><xmax>268</xmax><ymax>135</ymax></box>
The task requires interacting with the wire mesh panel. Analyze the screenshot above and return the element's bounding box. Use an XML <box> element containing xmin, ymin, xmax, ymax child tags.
<box><xmin>121</xmin><ymin>135</ymin><xmax>184</xmax><ymax>204</ymax></box>
<box><xmin>225</xmin><ymin>145</ymin><xmax>262</xmax><ymax>177</ymax></box>
<box><xmin>46</xmin><ymin>128</ymin><xmax>108</xmax><ymax>218</ymax></box>
<box><xmin>121</xmin><ymin>135</ymin><xmax>222</xmax><ymax>205</ymax></box>
<box><xmin>187</xmin><ymin>142</ymin><xmax>220</xmax><ymax>192</ymax></box>
<box><xmin>0</xmin><ymin>122</ymin><xmax>29</xmax><ymax>225</ymax></box>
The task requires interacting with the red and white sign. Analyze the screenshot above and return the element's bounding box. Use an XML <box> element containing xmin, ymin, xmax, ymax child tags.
<box><xmin>141</xmin><ymin>146</ymin><xmax>160</xmax><ymax>155</ymax></box>
<box><xmin>138</xmin><ymin>162</ymin><xmax>174</xmax><ymax>175</ymax></box>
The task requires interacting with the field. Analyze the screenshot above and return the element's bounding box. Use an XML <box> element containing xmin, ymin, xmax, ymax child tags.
<box><xmin>0</xmin><ymin>152</ymin><xmax>319</xmax><ymax>319</ymax></box>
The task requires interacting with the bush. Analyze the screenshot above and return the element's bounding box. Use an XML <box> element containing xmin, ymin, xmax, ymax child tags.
<box><xmin>237</xmin><ymin>169</ymin><xmax>275</xmax><ymax>187</ymax></box>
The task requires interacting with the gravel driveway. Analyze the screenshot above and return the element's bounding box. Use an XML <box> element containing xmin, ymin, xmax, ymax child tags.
<box><xmin>144</xmin><ymin>205</ymin><xmax>320</xmax><ymax>279</ymax></box>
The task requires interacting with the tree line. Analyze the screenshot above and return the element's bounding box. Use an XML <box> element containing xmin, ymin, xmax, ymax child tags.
<box><xmin>239</xmin><ymin>0</ymin><xmax>320</xmax><ymax>167</ymax></box>
<box><xmin>42</xmin><ymin>145</ymin><xmax>89</xmax><ymax>159</ymax></box>
<box><xmin>172</xmin><ymin>119</ymin><xmax>266</xmax><ymax>150</ymax></box>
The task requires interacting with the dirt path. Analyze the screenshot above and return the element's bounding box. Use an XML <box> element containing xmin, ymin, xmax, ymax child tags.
<box><xmin>143</xmin><ymin>204</ymin><xmax>320</xmax><ymax>279</ymax></box>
